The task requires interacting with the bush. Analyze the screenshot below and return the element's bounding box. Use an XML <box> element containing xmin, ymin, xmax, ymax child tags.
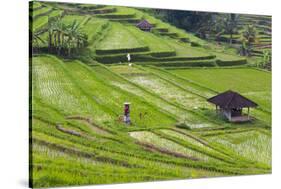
<box><xmin>190</xmin><ymin>41</ymin><xmax>201</xmax><ymax>47</ymax></box>
<box><xmin>175</xmin><ymin>122</ymin><xmax>191</xmax><ymax>130</ymax></box>
<box><xmin>153</xmin><ymin>60</ymin><xmax>216</xmax><ymax>67</ymax></box>
<box><xmin>180</xmin><ymin>37</ymin><xmax>190</xmax><ymax>43</ymax></box>
<box><xmin>95</xmin><ymin>46</ymin><xmax>149</xmax><ymax>55</ymax></box>
<box><xmin>150</xmin><ymin>51</ymin><xmax>176</xmax><ymax>57</ymax></box>
<box><xmin>216</xmin><ymin>59</ymin><xmax>247</xmax><ymax>66</ymax></box>
<box><xmin>97</xmin><ymin>14</ymin><xmax>136</xmax><ymax>19</ymax></box>
<box><xmin>89</xmin><ymin>8</ymin><xmax>116</xmax><ymax>14</ymax></box>
<box><xmin>95</xmin><ymin>52</ymin><xmax>216</xmax><ymax>64</ymax></box>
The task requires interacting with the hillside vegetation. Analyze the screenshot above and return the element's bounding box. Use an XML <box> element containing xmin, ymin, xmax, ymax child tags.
<box><xmin>30</xmin><ymin>1</ymin><xmax>272</xmax><ymax>188</ymax></box>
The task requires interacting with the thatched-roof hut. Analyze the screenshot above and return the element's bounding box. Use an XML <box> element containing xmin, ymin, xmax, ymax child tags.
<box><xmin>207</xmin><ymin>90</ymin><xmax>258</xmax><ymax>122</ymax></box>
<box><xmin>136</xmin><ymin>20</ymin><xmax>153</xmax><ymax>31</ymax></box>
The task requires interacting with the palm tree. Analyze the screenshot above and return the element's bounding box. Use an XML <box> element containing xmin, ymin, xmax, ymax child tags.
<box><xmin>47</xmin><ymin>16</ymin><xmax>58</xmax><ymax>53</ymax></box>
<box><xmin>65</xmin><ymin>20</ymin><xmax>87</xmax><ymax>57</ymax></box>
<box><xmin>47</xmin><ymin>17</ymin><xmax>88</xmax><ymax>57</ymax></box>
<box><xmin>223</xmin><ymin>14</ymin><xmax>239</xmax><ymax>44</ymax></box>
<box><xmin>240</xmin><ymin>25</ymin><xmax>257</xmax><ymax>56</ymax></box>
<box><xmin>32</xmin><ymin>31</ymin><xmax>45</xmax><ymax>53</ymax></box>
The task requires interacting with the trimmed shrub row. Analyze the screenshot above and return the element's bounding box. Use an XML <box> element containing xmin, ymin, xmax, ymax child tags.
<box><xmin>153</xmin><ymin>28</ymin><xmax>169</xmax><ymax>32</ymax></box>
<box><xmin>158</xmin><ymin>32</ymin><xmax>178</xmax><ymax>38</ymax></box>
<box><xmin>30</xmin><ymin>5</ymin><xmax>44</xmax><ymax>12</ymax></box>
<box><xmin>33</xmin><ymin>8</ymin><xmax>54</xmax><ymax>20</ymax></box>
<box><xmin>150</xmin><ymin>51</ymin><xmax>176</xmax><ymax>57</ymax></box>
<box><xmin>95</xmin><ymin>52</ymin><xmax>166</xmax><ymax>63</ymax></box>
<box><xmin>96</xmin><ymin>52</ymin><xmax>151</xmax><ymax>63</ymax></box>
<box><xmin>216</xmin><ymin>59</ymin><xmax>247</xmax><ymax>66</ymax></box>
<box><xmin>179</xmin><ymin>37</ymin><xmax>190</xmax><ymax>43</ymax></box>
<box><xmin>96</xmin><ymin>13</ymin><xmax>136</xmax><ymax>19</ymax></box>
<box><xmin>65</xmin><ymin>8</ymin><xmax>116</xmax><ymax>15</ymax></box>
<box><xmin>190</xmin><ymin>41</ymin><xmax>202</xmax><ymax>47</ymax></box>
<box><xmin>152</xmin><ymin>60</ymin><xmax>216</xmax><ymax>67</ymax></box>
<box><xmin>77</xmin><ymin>5</ymin><xmax>106</xmax><ymax>10</ymax></box>
<box><xmin>95</xmin><ymin>52</ymin><xmax>215</xmax><ymax>64</ymax></box>
<box><xmin>110</xmin><ymin>18</ymin><xmax>142</xmax><ymax>24</ymax></box>
<box><xmin>163</xmin><ymin>55</ymin><xmax>216</xmax><ymax>61</ymax></box>
<box><xmin>95</xmin><ymin>46</ymin><xmax>149</xmax><ymax>55</ymax></box>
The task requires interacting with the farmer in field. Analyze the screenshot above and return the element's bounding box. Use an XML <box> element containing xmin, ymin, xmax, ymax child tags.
<box><xmin>124</xmin><ymin>102</ymin><xmax>131</xmax><ymax>125</ymax></box>
<box><xmin>127</xmin><ymin>53</ymin><xmax>131</xmax><ymax>65</ymax></box>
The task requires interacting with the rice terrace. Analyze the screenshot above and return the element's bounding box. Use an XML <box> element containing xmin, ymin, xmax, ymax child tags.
<box><xmin>29</xmin><ymin>1</ymin><xmax>272</xmax><ymax>188</ymax></box>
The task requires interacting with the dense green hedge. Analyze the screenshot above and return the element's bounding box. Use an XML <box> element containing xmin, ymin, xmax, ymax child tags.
<box><xmin>95</xmin><ymin>46</ymin><xmax>149</xmax><ymax>55</ymax></box>
<box><xmin>77</xmin><ymin>5</ymin><xmax>106</xmax><ymax>11</ymax></box>
<box><xmin>216</xmin><ymin>59</ymin><xmax>247</xmax><ymax>66</ymax></box>
<box><xmin>110</xmin><ymin>18</ymin><xmax>141</xmax><ymax>24</ymax></box>
<box><xmin>95</xmin><ymin>52</ymin><xmax>152</xmax><ymax>63</ymax></box>
<box><xmin>153</xmin><ymin>28</ymin><xmax>169</xmax><ymax>32</ymax></box>
<box><xmin>159</xmin><ymin>32</ymin><xmax>178</xmax><ymax>38</ymax></box>
<box><xmin>95</xmin><ymin>52</ymin><xmax>215</xmax><ymax>64</ymax></box>
<box><xmin>163</xmin><ymin>55</ymin><xmax>216</xmax><ymax>61</ymax></box>
<box><xmin>88</xmin><ymin>8</ymin><xmax>116</xmax><ymax>14</ymax></box>
<box><xmin>179</xmin><ymin>37</ymin><xmax>190</xmax><ymax>43</ymax></box>
<box><xmin>97</xmin><ymin>14</ymin><xmax>136</xmax><ymax>19</ymax></box>
<box><xmin>190</xmin><ymin>41</ymin><xmax>201</xmax><ymax>47</ymax></box>
<box><xmin>150</xmin><ymin>51</ymin><xmax>176</xmax><ymax>57</ymax></box>
<box><xmin>151</xmin><ymin>60</ymin><xmax>216</xmax><ymax>67</ymax></box>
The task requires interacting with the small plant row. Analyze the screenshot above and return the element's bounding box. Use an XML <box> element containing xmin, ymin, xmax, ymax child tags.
<box><xmin>152</xmin><ymin>130</ymin><xmax>270</xmax><ymax>170</ymax></box>
<box><xmin>96</xmin><ymin>46</ymin><xmax>150</xmax><ymax>55</ymax></box>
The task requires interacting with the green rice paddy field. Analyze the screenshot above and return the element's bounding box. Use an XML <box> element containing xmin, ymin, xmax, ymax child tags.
<box><xmin>30</xmin><ymin>1</ymin><xmax>272</xmax><ymax>188</ymax></box>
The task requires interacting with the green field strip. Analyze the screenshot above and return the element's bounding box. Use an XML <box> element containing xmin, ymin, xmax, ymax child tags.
<box><xmin>32</xmin><ymin>10</ymin><xmax>64</xmax><ymax>32</ymax></box>
<box><xmin>109</xmin><ymin>65</ymin><xmax>231</xmax><ymax>128</ymax></box>
<box><xmin>64</xmin><ymin>60</ymin><xmax>177</xmax><ymax>128</ymax></box>
<box><xmin>61</xmin><ymin>15</ymin><xmax>89</xmax><ymax>25</ymax></box>
<box><xmin>137</xmin><ymin>65</ymin><xmax>216</xmax><ymax>98</ymax></box>
<box><xmin>153</xmin><ymin>129</ymin><xmax>270</xmax><ymax>170</ymax></box>
<box><xmin>32</xmin><ymin>16</ymin><xmax>49</xmax><ymax>32</ymax></box>
<box><xmin>32</xmin><ymin>6</ymin><xmax>53</xmax><ymax>18</ymax></box>
<box><xmin>33</xmin><ymin>117</ymin><xmax>252</xmax><ymax>176</ymax></box>
<box><xmin>117</xmin><ymin>66</ymin><xmax>227</xmax><ymax>127</ymax></box>
<box><xmin>32</xmin><ymin>142</ymin><xmax>225</xmax><ymax>187</ymax></box>
<box><xmin>95</xmin><ymin>22</ymin><xmax>149</xmax><ymax>54</ymax></box>
<box><xmin>30</xmin><ymin>1</ymin><xmax>42</xmax><ymax>10</ymax></box>
<box><xmin>167</xmin><ymin>68</ymin><xmax>271</xmax><ymax>124</ymax></box>
<box><xmin>126</xmin><ymin>26</ymin><xmax>175</xmax><ymax>54</ymax></box>
<box><xmin>130</xmin><ymin>130</ymin><xmax>230</xmax><ymax>164</ymax></box>
<box><xmin>152</xmin><ymin>130</ymin><xmax>244</xmax><ymax>165</ymax></box>
<box><xmin>163</xmin><ymin>38</ymin><xmax>212</xmax><ymax>58</ymax></box>
<box><xmin>32</xmin><ymin>119</ymin><xmax>172</xmax><ymax>165</ymax></box>
<box><xmin>32</xmin><ymin>55</ymin><xmax>115</xmax><ymax>123</ymax></box>
<box><xmin>95</xmin><ymin>64</ymin><xmax>206</xmax><ymax>124</ymax></box>
<box><xmin>205</xmin><ymin>130</ymin><xmax>271</xmax><ymax>166</ymax></box>
<box><xmin>161</xmin><ymin>128</ymin><xmax>267</xmax><ymax>169</ymax></box>
<box><xmin>168</xmin><ymin>68</ymin><xmax>271</xmax><ymax>105</ymax></box>
<box><xmin>109</xmin><ymin>64</ymin><xmax>221</xmax><ymax>127</ymax></box>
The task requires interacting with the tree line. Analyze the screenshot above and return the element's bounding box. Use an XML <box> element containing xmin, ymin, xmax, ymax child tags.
<box><xmin>145</xmin><ymin>10</ymin><xmax>259</xmax><ymax>55</ymax></box>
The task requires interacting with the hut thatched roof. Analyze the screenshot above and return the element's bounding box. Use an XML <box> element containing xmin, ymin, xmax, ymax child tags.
<box><xmin>136</xmin><ymin>19</ymin><xmax>153</xmax><ymax>29</ymax></box>
<box><xmin>207</xmin><ymin>90</ymin><xmax>258</xmax><ymax>109</ymax></box>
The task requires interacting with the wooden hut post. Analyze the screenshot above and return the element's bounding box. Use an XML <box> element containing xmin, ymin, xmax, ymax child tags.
<box><xmin>215</xmin><ymin>105</ymin><xmax>218</xmax><ymax>114</ymax></box>
<box><xmin>247</xmin><ymin>107</ymin><xmax>250</xmax><ymax>119</ymax></box>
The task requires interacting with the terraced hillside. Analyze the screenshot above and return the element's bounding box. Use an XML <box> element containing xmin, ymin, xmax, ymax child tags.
<box><xmin>216</xmin><ymin>14</ymin><xmax>271</xmax><ymax>59</ymax></box>
<box><xmin>30</xmin><ymin>1</ymin><xmax>272</xmax><ymax>188</ymax></box>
